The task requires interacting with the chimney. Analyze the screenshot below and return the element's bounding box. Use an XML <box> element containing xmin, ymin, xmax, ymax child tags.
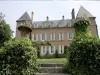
<box><xmin>62</xmin><ymin>15</ymin><xmax>64</xmax><ymax>20</ymax></box>
<box><xmin>31</xmin><ymin>12</ymin><xmax>34</xmax><ymax>23</ymax></box>
<box><xmin>71</xmin><ymin>8</ymin><xmax>75</xmax><ymax>19</ymax></box>
<box><xmin>46</xmin><ymin>16</ymin><xmax>49</xmax><ymax>21</ymax></box>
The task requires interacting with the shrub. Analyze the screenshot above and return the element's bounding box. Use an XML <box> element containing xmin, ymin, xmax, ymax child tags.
<box><xmin>64</xmin><ymin>46</ymin><xmax>68</xmax><ymax>57</ymax></box>
<box><xmin>0</xmin><ymin>38</ymin><xmax>38</xmax><ymax>75</ymax></box>
<box><xmin>54</xmin><ymin>49</ymin><xmax>59</xmax><ymax>58</ymax></box>
<box><xmin>68</xmin><ymin>35</ymin><xmax>100</xmax><ymax>75</ymax></box>
<box><xmin>67</xmin><ymin>19</ymin><xmax>100</xmax><ymax>75</ymax></box>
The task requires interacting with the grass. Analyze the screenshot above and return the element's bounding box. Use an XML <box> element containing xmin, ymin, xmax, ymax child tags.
<box><xmin>37</xmin><ymin>58</ymin><xmax>67</xmax><ymax>64</ymax></box>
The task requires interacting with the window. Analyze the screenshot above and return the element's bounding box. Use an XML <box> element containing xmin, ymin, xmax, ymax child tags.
<box><xmin>59</xmin><ymin>45</ymin><xmax>64</xmax><ymax>54</ymax></box>
<box><xmin>41</xmin><ymin>46</ymin><xmax>47</xmax><ymax>54</ymax></box>
<box><xmin>40</xmin><ymin>34</ymin><xmax>47</xmax><ymax>41</ymax></box>
<box><xmin>50</xmin><ymin>33</ymin><xmax>55</xmax><ymax>41</ymax></box>
<box><xmin>42</xmin><ymin>34</ymin><xmax>45</xmax><ymax>40</ymax></box>
<box><xmin>49</xmin><ymin>46</ymin><xmax>55</xmax><ymax>54</ymax></box>
<box><xmin>32</xmin><ymin>34</ymin><xmax>38</xmax><ymax>41</ymax></box>
<box><xmin>67</xmin><ymin>22</ymin><xmax>72</xmax><ymax>27</ymax></box>
<box><xmin>59</xmin><ymin>33</ymin><xmax>64</xmax><ymax>40</ymax></box>
<box><xmin>68</xmin><ymin>33</ymin><xmax>74</xmax><ymax>40</ymax></box>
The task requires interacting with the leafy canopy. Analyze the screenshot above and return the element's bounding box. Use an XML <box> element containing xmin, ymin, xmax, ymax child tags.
<box><xmin>0</xmin><ymin>12</ymin><xmax>11</xmax><ymax>47</ymax></box>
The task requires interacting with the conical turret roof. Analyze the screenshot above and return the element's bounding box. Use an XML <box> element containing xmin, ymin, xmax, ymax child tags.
<box><xmin>16</xmin><ymin>12</ymin><xmax>31</xmax><ymax>22</ymax></box>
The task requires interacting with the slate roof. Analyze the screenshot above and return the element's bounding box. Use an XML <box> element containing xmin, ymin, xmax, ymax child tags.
<box><xmin>76</xmin><ymin>6</ymin><xmax>95</xmax><ymax>18</ymax></box>
<box><xmin>16</xmin><ymin>12</ymin><xmax>31</xmax><ymax>22</ymax></box>
<box><xmin>32</xmin><ymin>19</ymin><xmax>75</xmax><ymax>28</ymax></box>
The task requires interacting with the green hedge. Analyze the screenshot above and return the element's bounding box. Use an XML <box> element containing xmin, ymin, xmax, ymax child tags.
<box><xmin>0</xmin><ymin>38</ymin><xmax>38</xmax><ymax>75</ymax></box>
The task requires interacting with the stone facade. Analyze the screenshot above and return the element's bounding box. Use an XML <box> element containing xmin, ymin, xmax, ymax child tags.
<box><xmin>16</xmin><ymin>6</ymin><xmax>98</xmax><ymax>56</ymax></box>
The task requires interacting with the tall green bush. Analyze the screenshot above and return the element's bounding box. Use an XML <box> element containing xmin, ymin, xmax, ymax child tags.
<box><xmin>0</xmin><ymin>38</ymin><xmax>37</xmax><ymax>75</ymax></box>
<box><xmin>67</xmin><ymin>19</ymin><xmax>100</xmax><ymax>75</ymax></box>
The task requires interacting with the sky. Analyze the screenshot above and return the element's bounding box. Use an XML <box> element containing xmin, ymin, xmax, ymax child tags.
<box><xmin>0</xmin><ymin>1</ymin><xmax>100</xmax><ymax>37</ymax></box>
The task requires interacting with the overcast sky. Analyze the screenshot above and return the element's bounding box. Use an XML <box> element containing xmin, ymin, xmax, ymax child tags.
<box><xmin>0</xmin><ymin>1</ymin><xmax>100</xmax><ymax>37</ymax></box>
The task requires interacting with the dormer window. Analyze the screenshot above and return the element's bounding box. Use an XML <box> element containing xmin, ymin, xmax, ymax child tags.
<box><xmin>68</xmin><ymin>22</ymin><xmax>72</xmax><ymax>27</ymax></box>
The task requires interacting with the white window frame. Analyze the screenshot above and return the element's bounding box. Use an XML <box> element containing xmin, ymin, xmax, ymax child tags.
<box><xmin>41</xmin><ymin>46</ymin><xmax>47</xmax><ymax>54</ymax></box>
<box><xmin>36</xmin><ymin>34</ymin><xmax>38</xmax><ymax>41</ymax></box>
<box><xmin>50</xmin><ymin>33</ymin><xmax>55</xmax><ymax>41</ymax></box>
<box><xmin>59</xmin><ymin>33</ymin><xmax>64</xmax><ymax>40</ymax></box>
<box><xmin>42</xmin><ymin>34</ymin><xmax>45</xmax><ymax>40</ymax></box>
<box><xmin>32</xmin><ymin>34</ymin><xmax>37</xmax><ymax>41</ymax></box>
<box><xmin>68</xmin><ymin>32</ymin><xmax>74</xmax><ymax>40</ymax></box>
<box><xmin>49</xmin><ymin>46</ymin><xmax>55</xmax><ymax>54</ymax></box>
<box><xmin>59</xmin><ymin>45</ymin><xmax>64</xmax><ymax>54</ymax></box>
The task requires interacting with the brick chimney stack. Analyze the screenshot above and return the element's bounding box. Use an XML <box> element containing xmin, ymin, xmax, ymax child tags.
<box><xmin>71</xmin><ymin>8</ymin><xmax>75</xmax><ymax>19</ymax></box>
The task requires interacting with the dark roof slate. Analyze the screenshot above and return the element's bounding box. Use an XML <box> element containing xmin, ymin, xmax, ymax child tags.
<box><xmin>16</xmin><ymin>12</ymin><xmax>31</xmax><ymax>22</ymax></box>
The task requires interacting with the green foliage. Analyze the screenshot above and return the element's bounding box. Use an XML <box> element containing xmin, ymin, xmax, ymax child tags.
<box><xmin>64</xmin><ymin>46</ymin><xmax>68</xmax><ymax>57</ymax></box>
<box><xmin>67</xmin><ymin>19</ymin><xmax>100</xmax><ymax>75</ymax></box>
<box><xmin>32</xmin><ymin>41</ymin><xmax>51</xmax><ymax>58</ymax></box>
<box><xmin>45</xmin><ymin>50</ymin><xmax>51</xmax><ymax>58</ymax></box>
<box><xmin>54</xmin><ymin>49</ymin><xmax>59</xmax><ymax>58</ymax></box>
<box><xmin>68</xmin><ymin>35</ymin><xmax>100</xmax><ymax>75</ymax></box>
<box><xmin>0</xmin><ymin>12</ymin><xmax>11</xmax><ymax>47</ymax></box>
<box><xmin>0</xmin><ymin>38</ymin><xmax>37</xmax><ymax>75</ymax></box>
<box><xmin>74</xmin><ymin>19</ymin><xmax>90</xmax><ymax>35</ymax></box>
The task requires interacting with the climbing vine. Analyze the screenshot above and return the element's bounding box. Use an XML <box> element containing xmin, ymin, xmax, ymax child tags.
<box><xmin>74</xmin><ymin>19</ymin><xmax>90</xmax><ymax>35</ymax></box>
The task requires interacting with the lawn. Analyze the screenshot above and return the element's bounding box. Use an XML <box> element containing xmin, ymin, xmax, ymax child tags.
<box><xmin>37</xmin><ymin>58</ymin><xmax>67</xmax><ymax>64</ymax></box>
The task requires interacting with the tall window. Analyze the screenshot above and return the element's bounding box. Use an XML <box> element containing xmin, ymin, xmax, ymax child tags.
<box><xmin>50</xmin><ymin>33</ymin><xmax>55</xmax><ymax>41</ymax></box>
<box><xmin>40</xmin><ymin>34</ymin><xmax>47</xmax><ymax>41</ymax></box>
<box><xmin>42</xmin><ymin>34</ymin><xmax>45</xmax><ymax>40</ymax></box>
<box><xmin>49</xmin><ymin>46</ymin><xmax>55</xmax><ymax>54</ymax></box>
<box><xmin>41</xmin><ymin>46</ymin><xmax>47</xmax><ymax>54</ymax></box>
<box><xmin>68</xmin><ymin>33</ymin><xmax>74</xmax><ymax>40</ymax></box>
<box><xmin>59</xmin><ymin>33</ymin><xmax>64</xmax><ymax>40</ymax></box>
<box><xmin>32</xmin><ymin>34</ymin><xmax>38</xmax><ymax>41</ymax></box>
<box><xmin>59</xmin><ymin>45</ymin><xmax>64</xmax><ymax>54</ymax></box>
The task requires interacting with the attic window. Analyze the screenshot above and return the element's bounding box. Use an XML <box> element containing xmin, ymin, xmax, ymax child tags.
<box><xmin>68</xmin><ymin>22</ymin><xmax>72</xmax><ymax>27</ymax></box>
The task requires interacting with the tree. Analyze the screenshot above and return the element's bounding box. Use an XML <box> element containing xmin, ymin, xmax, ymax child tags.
<box><xmin>67</xmin><ymin>19</ymin><xmax>100</xmax><ymax>75</ymax></box>
<box><xmin>0</xmin><ymin>12</ymin><xmax>11</xmax><ymax>47</ymax></box>
<box><xmin>0</xmin><ymin>38</ymin><xmax>37</xmax><ymax>75</ymax></box>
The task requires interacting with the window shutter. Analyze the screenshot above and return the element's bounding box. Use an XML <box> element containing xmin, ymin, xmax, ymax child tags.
<box><xmin>62</xmin><ymin>33</ymin><xmax>64</xmax><ymax>40</ymax></box>
<box><xmin>54</xmin><ymin>46</ymin><xmax>55</xmax><ymax>53</ymax></box>
<box><xmin>54</xmin><ymin>33</ymin><xmax>55</xmax><ymax>40</ymax></box>
<box><xmin>59</xmin><ymin>33</ymin><xmax>60</xmax><ymax>40</ymax></box>
<box><xmin>45</xmin><ymin>46</ymin><xmax>47</xmax><ymax>54</ymax></box>
<box><xmin>49</xmin><ymin>46</ymin><xmax>51</xmax><ymax>54</ymax></box>
<box><xmin>36</xmin><ymin>34</ymin><xmax>38</xmax><ymax>41</ymax></box>
<box><xmin>62</xmin><ymin>45</ymin><xmax>64</xmax><ymax>53</ymax></box>
<box><xmin>40</xmin><ymin>34</ymin><xmax>42</xmax><ymax>41</ymax></box>
<box><xmin>50</xmin><ymin>34</ymin><xmax>52</xmax><ymax>40</ymax></box>
<box><xmin>59</xmin><ymin>45</ymin><xmax>61</xmax><ymax>54</ymax></box>
<box><xmin>45</xmin><ymin>33</ymin><xmax>47</xmax><ymax>40</ymax></box>
<box><xmin>41</xmin><ymin>46</ymin><xmax>43</xmax><ymax>54</ymax></box>
<box><xmin>68</xmin><ymin>33</ymin><xmax>70</xmax><ymax>40</ymax></box>
<box><xmin>32</xmin><ymin>34</ymin><xmax>34</xmax><ymax>41</ymax></box>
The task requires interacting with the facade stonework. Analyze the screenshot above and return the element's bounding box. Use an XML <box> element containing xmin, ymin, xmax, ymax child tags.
<box><xmin>16</xmin><ymin>6</ymin><xmax>98</xmax><ymax>56</ymax></box>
